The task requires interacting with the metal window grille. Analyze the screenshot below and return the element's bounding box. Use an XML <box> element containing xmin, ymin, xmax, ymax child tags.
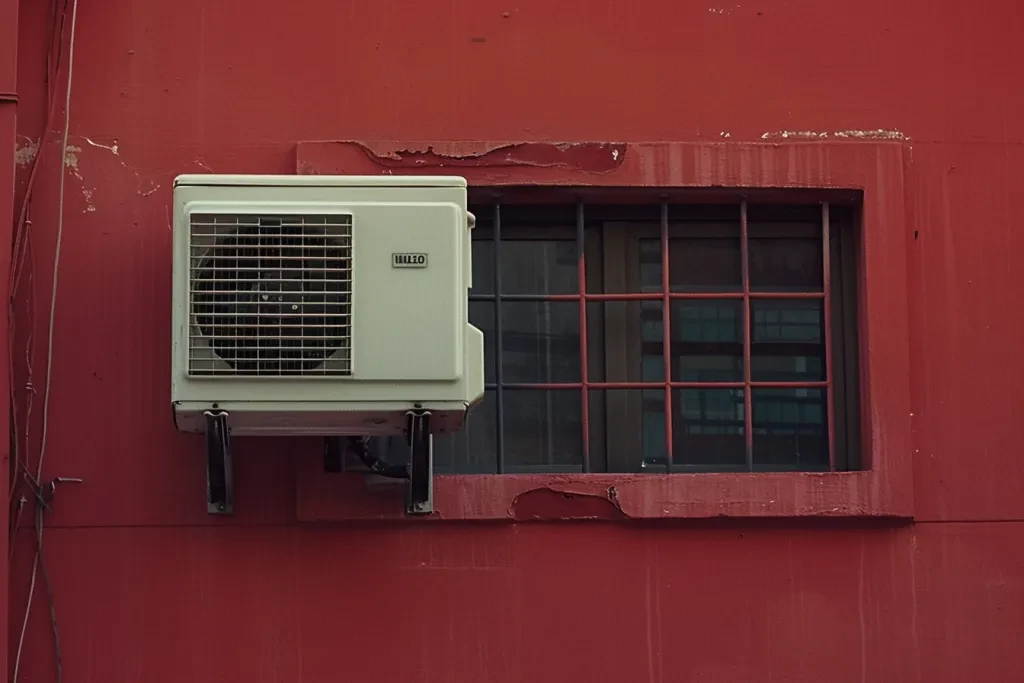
<box><xmin>457</xmin><ymin>196</ymin><xmax>861</xmax><ymax>475</ymax></box>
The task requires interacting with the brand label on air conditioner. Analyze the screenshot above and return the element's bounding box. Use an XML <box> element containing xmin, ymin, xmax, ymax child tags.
<box><xmin>392</xmin><ymin>253</ymin><xmax>428</xmax><ymax>268</ymax></box>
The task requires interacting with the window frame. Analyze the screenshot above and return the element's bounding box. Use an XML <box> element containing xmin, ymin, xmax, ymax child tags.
<box><xmin>458</xmin><ymin>207</ymin><xmax>857</xmax><ymax>475</ymax></box>
<box><xmin>294</xmin><ymin>140</ymin><xmax>914</xmax><ymax>521</ymax></box>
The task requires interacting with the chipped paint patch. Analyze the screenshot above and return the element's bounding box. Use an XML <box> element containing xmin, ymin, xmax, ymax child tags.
<box><xmin>833</xmin><ymin>129</ymin><xmax>908</xmax><ymax>140</ymax></box>
<box><xmin>64</xmin><ymin>145</ymin><xmax>83</xmax><ymax>178</ymax></box>
<box><xmin>138</xmin><ymin>182</ymin><xmax>161</xmax><ymax>197</ymax></box>
<box><xmin>81</xmin><ymin>188</ymin><xmax>97</xmax><ymax>213</ymax></box>
<box><xmin>510</xmin><ymin>487</ymin><xmax>627</xmax><ymax>521</ymax></box>
<box><xmin>351</xmin><ymin>141</ymin><xmax>627</xmax><ymax>173</ymax></box>
<box><xmin>15</xmin><ymin>138</ymin><xmax>39</xmax><ymax>166</ymax></box>
<box><xmin>760</xmin><ymin>129</ymin><xmax>908</xmax><ymax>141</ymax></box>
<box><xmin>760</xmin><ymin>131</ymin><xmax>828</xmax><ymax>140</ymax></box>
<box><xmin>720</xmin><ymin>132</ymin><xmax>731</xmax><ymax>138</ymax></box>
<box><xmin>67</xmin><ymin>136</ymin><xmax>165</xmax><ymax>203</ymax></box>
<box><xmin>81</xmin><ymin>136</ymin><xmax>119</xmax><ymax>156</ymax></box>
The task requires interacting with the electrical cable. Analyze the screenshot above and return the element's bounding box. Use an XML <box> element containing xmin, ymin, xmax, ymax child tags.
<box><xmin>347</xmin><ymin>437</ymin><xmax>409</xmax><ymax>479</ymax></box>
<box><xmin>11</xmin><ymin>0</ymin><xmax>79</xmax><ymax>680</ymax></box>
<box><xmin>9</xmin><ymin>0</ymin><xmax>69</xmax><ymax>531</ymax></box>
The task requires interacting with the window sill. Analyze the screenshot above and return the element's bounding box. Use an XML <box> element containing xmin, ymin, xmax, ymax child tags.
<box><xmin>295</xmin><ymin>139</ymin><xmax>915</xmax><ymax>523</ymax></box>
<box><xmin>296</xmin><ymin>466</ymin><xmax>912</xmax><ymax>522</ymax></box>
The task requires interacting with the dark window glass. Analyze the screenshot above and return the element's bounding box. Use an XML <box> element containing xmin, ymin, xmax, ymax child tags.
<box><xmin>673</xmin><ymin>388</ymin><xmax>747</xmax><ymax>468</ymax></box>
<box><xmin>470</xmin><ymin>240</ymin><xmax>494</xmax><ymax>295</ymax></box>
<box><xmin>501</xmin><ymin>302</ymin><xmax>580</xmax><ymax>384</ymax></box>
<box><xmin>750</xmin><ymin>299</ymin><xmax>825</xmax><ymax>382</ymax></box>
<box><xmin>748</xmin><ymin>223</ymin><xmax>823</xmax><ymax>292</ymax></box>
<box><xmin>752</xmin><ymin>388</ymin><xmax>828</xmax><ymax>470</ymax></box>
<box><xmin>670</xmin><ymin>299</ymin><xmax>744</xmax><ymax>382</ymax></box>
<box><xmin>468</xmin><ymin>301</ymin><xmax>496</xmax><ymax>383</ymax></box>
<box><xmin>434</xmin><ymin>391</ymin><xmax>498</xmax><ymax>474</ymax></box>
<box><xmin>639</xmin><ymin>301</ymin><xmax>664</xmax><ymax>382</ymax></box>
<box><xmin>503</xmin><ymin>389</ymin><xmax>582</xmax><ymax>472</ymax></box>
<box><xmin>500</xmin><ymin>240</ymin><xmax>577</xmax><ymax>295</ymax></box>
<box><xmin>640</xmin><ymin>227</ymin><xmax>743</xmax><ymax>293</ymax></box>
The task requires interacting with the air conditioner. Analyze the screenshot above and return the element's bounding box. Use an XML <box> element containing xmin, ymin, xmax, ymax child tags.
<box><xmin>171</xmin><ymin>174</ymin><xmax>484</xmax><ymax>515</ymax></box>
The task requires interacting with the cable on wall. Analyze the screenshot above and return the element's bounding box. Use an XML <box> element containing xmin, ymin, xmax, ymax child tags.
<box><xmin>11</xmin><ymin>0</ymin><xmax>80</xmax><ymax>680</ymax></box>
<box><xmin>7</xmin><ymin>0</ymin><xmax>72</xmax><ymax>538</ymax></box>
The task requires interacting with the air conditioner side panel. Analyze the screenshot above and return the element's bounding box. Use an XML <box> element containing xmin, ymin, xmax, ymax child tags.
<box><xmin>171</xmin><ymin>190</ymin><xmax>190</xmax><ymax>402</ymax></box>
<box><xmin>351</xmin><ymin>203</ymin><xmax>462</xmax><ymax>381</ymax></box>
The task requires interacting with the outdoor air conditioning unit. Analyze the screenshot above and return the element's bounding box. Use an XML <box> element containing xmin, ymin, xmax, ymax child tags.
<box><xmin>171</xmin><ymin>174</ymin><xmax>484</xmax><ymax>515</ymax></box>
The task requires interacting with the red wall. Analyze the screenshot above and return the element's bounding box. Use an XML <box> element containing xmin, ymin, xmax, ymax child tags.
<box><xmin>8</xmin><ymin>0</ymin><xmax>1024</xmax><ymax>681</ymax></box>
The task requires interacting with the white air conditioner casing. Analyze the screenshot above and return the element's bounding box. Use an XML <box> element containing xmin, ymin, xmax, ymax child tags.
<box><xmin>171</xmin><ymin>174</ymin><xmax>484</xmax><ymax>436</ymax></box>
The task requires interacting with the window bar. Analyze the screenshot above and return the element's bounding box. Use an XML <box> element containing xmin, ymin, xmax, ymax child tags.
<box><xmin>577</xmin><ymin>203</ymin><xmax>591</xmax><ymax>472</ymax></box>
<box><xmin>740</xmin><ymin>200</ymin><xmax>754</xmax><ymax>471</ymax></box>
<box><xmin>493</xmin><ymin>204</ymin><xmax>505</xmax><ymax>474</ymax></box>
<box><xmin>660</xmin><ymin>202</ymin><xmax>674</xmax><ymax>470</ymax></box>
<box><xmin>486</xmin><ymin>291</ymin><xmax>824</xmax><ymax>302</ymax></box>
<box><xmin>491</xmin><ymin>381</ymin><xmax>830</xmax><ymax>390</ymax></box>
<box><xmin>821</xmin><ymin>202</ymin><xmax>836</xmax><ymax>471</ymax></box>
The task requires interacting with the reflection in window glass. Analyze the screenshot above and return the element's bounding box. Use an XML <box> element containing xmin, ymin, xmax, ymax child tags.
<box><xmin>503</xmin><ymin>390</ymin><xmax>582</xmax><ymax>472</ymax></box>
<box><xmin>641</xmin><ymin>390</ymin><xmax>667</xmax><ymax>468</ymax></box>
<box><xmin>470</xmin><ymin>240</ymin><xmax>494</xmax><ymax>295</ymax></box>
<box><xmin>751</xmin><ymin>299</ymin><xmax>824</xmax><ymax>382</ymax></box>
<box><xmin>640</xmin><ymin>301</ymin><xmax>663</xmax><ymax>382</ymax></box>
<box><xmin>501</xmin><ymin>302</ymin><xmax>580</xmax><ymax>384</ymax></box>
<box><xmin>500</xmin><ymin>240</ymin><xmax>577</xmax><ymax>295</ymax></box>
<box><xmin>748</xmin><ymin>222</ymin><xmax>823</xmax><ymax>292</ymax></box>
<box><xmin>640</xmin><ymin>230</ymin><xmax>742</xmax><ymax>293</ymax></box>
<box><xmin>671</xmin><ymin>300</ymin><xmax>744</xmax><ymax>382</ymax></box>
<box><xmin>468</xmin><ymin>302</ymin><xmax>495</xmax><ymax>384</ymax></box>
<box><xmin>434</xmin><ymin>391</ymin><xmax>499</xmax><ymax>474</ymax></box>
<box><xmin>752</xmin><ymin>388</ymin><xmax>828</xmax><ymax>469</ymax></box>
<box><xmin>673</xmin><ymin>388</ymin><xmax>746</xmax><ymax>467</ymax></box>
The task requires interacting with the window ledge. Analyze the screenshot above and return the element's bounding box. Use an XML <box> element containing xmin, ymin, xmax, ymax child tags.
<box><xmin>296</xmin><ymin>467</ymin><xmax>911</xmax><ymax>522</ymax></box>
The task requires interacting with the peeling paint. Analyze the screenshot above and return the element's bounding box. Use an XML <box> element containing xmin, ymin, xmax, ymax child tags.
<box><xmin>832</xmin><ymin>129</ymin><xmax>908</xmax><ymax>140</ymax></box>
<box><xmin>509</xmin><ymin>487</ymin><xmax>627</xmax><ymax>521</ymax></box>
<box><xmin>61</xmin><ymin>136</ymin><xmax>166</xmax><ymax>203</ymax></box>
<box><xmin>64</xmin><ymin>145</ymin><xmax>83</xmax><ymax>179</ymax></box>
<box><xmin>720</xmin><ymin>132</ymin><xmax>732</xmax><ymax>138</ymax></box>
<box><xmin>760</xmin><ymin>131</ymin><xmax>828</xmax><ymax>140</ymax></box>
<box><xmin>81</xmin><ymin>188</ymin><xmax>96</xmax><ymax>213</ymax></box>
<box><xmin>760</xmin><ymin>129</ymin><xmax>908</xmax><ymax>141</ymax></box>
<box><xmin>81</xmin><ymin>136</ymin><xmax>120</xmax><ymax>156</ymax></box>
<box><xmin>14</xmin><ymin>138</ymin><xmax>39</xmax><ymax>166</ymax></box>
<box><xmin>349</xmin><ymin>140</ymin><xmax>627</xmax><ymax>173</ymax></box>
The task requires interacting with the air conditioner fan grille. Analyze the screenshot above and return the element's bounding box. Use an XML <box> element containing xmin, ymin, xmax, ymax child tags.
<box><xmin>188</xmin><ymin>213</ymin><xmax>353</xmax><ymax>376</ymax></box>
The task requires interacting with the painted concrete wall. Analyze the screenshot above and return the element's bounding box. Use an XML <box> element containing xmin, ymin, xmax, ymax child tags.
<box><xmin>7</xmin><ymin>1</ymin><xmax>1024</xmax><ymax>681</ymax></box>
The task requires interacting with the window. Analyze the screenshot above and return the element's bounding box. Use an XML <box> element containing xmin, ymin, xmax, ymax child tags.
<box><xmin>297</xmin><ymin>141</ymin><xmax>913</xmax><ymax>521</ymax></box>
<box><xmin>422</xmin><ymin>192</ymin><xmax>862</xmax><ymax>474</ymax></box>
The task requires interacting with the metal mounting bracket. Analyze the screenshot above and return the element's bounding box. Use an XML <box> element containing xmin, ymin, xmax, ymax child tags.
<box><xmin>406</xmin><ymin>409</ymin><xmax>433</xmax><ymax>515</ymax></box>
<box><xmin>204</xmin><ymin>410</ymin><xmax>234</xmax><ymax>515</ymax></box>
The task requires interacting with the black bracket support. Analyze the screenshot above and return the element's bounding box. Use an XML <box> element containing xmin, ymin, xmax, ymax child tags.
<box><xmin>204</xmin><ymin>410</ymin><xmax>234</xmax><ymax>515</ymax></box>
<box><xmin>406</xmin><ymin>409</ymin><xmax>433</xmax><ymax>515</ymax></box>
